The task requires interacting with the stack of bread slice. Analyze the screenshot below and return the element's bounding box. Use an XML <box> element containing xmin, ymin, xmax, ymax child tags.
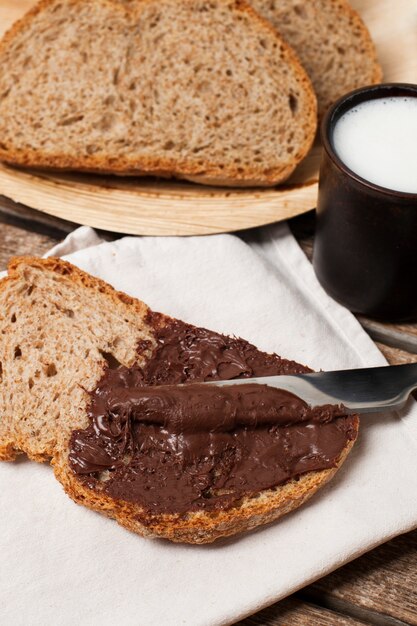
<box><xmin>0</xmin><ymin>0</ymin><xmax>381</xmax><ymax>186</ymax></box>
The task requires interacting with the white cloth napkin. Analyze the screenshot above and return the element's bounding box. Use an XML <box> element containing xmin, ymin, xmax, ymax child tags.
<box><xmin>2</xmin><ymin>224</ymin><xmax>417</xmax><ymax>626</ymax></box>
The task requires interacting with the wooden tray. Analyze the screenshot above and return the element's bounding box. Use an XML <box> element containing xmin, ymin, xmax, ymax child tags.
<box><xmin>0</xmin><ymin>0</ymin><xmax>415</xmax><ymax>236</ymax></box>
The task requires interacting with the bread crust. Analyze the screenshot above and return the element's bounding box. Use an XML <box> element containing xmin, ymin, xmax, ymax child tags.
<box><xmin>53</xmin><ymin>437</ymin><xmax>357</xmax><ymax>543</ymax></box>
<box><xmin>0</xmin><ymin>0</ymin><xmax>317</xmax><ymax>187</ymax></box>
<box><xmin>0</xmin><ymin>256</ymin><xmax>359</xmax><ymax>543</ymax></box>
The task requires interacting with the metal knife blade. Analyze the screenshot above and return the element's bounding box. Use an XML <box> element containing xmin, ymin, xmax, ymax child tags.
<box><xmin>206</xmin><ymin>363</ymin><xmax>417</xmax><ymax>414</ymax></box>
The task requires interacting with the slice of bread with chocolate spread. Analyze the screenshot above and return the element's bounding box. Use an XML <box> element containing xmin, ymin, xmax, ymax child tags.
<box><xmin>0</xmin><ymin>0</ymin><xmax>317</xmax><ymax>187</ymax></box>
<box><xmin>0</xmin><ymin>257</ymin><xmax>358</xmax><ymax>543</ymax></box>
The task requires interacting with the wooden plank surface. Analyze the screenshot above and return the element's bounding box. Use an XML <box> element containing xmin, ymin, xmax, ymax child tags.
<box><xmin>0</xmin><ymin>222</ymin><xmax>58</xmax><ymax>266</ymax></box>
<box><xmin>0</xmin><ymin>193</ymin><xmax>77</xmax><ymax>236</ymax></box>
<box><xmin>1</xmin><ymin>204</ymin><xmax>417</xmax><ymax>626</ymax></box>
<box><xmin>239</xmin><ymin>597</ymin><xmax>370</xmax><ymax>626</ymax></box>
<box><xmin>376</xmin><ymin>343</ymin><xmax>417</xmax><ymax>365</ymax></box>
<box><xmin>307</xmin><ymin>532</ymin><xmax>417</xmax><ymax>626</ymax></box>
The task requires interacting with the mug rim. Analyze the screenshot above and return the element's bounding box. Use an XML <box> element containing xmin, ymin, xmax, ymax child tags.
<box><xmin>321</xmin><ymin>82</ymin><xmax>417</xmax><ymax>200</ymax></box>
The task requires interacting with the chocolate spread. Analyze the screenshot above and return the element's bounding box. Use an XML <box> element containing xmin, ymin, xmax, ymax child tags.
<box><xmin>69</xmin><ymin>319</ymin><xmax>357</xmax><ymax>515</ymax></box>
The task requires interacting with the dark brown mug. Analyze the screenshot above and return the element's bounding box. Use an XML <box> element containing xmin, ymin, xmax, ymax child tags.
<box><xmin>313</xmin><ymin>83</ymin><xmax>417</xmax><ymax>322</ymax></box>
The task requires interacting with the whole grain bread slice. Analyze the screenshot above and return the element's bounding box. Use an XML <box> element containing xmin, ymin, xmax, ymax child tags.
<box><xmin>0</xmin><ymin>0</ymin><xmax>317</xmax><ymax>187</ymax></box>
<box><xmin>0</xmin><ymin>257</ymin><xmax>358</xmax><ymax>543</ymax></box>
<box><xmin>249</xmin><ymin>0</ymin><xmax>382</xmax><ymax>117</ymax></box>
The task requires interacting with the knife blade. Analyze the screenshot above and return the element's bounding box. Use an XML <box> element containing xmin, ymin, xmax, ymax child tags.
<box><xmin>205</xmin><ymin>363</ymin><xmax>417</xmax><ymax>414</ymax></box>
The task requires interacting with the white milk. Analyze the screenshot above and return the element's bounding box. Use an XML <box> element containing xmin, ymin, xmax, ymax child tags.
<box><xmin>332</xmin><ymin>97</ymin><xmax>417</xmax><ymax>194</ymax></box>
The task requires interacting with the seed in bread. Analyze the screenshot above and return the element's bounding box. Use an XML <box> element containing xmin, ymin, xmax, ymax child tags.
<box><xmin>0</xmin><ymin>0</ymin><xmax>317</xmax><ymax>187</ymax></box>
<box><xmin>249</xmin><ymin>0</ymin><xmax>382</xmax><ymax>117</ymax></box>
<box><xmin>0</xmin><ymin>257</ymin><xmax>359</xmax><ymax>543</ymax></box>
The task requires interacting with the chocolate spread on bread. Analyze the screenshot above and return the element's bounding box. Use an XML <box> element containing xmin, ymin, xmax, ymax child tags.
<box><xmin>69</xmin><ymin>319</ymin><xmax>357</xmax><ymax>515</ymax></box>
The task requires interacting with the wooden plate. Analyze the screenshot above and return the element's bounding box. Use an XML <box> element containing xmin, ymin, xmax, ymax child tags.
<box><xmin>0</xmin><ymin>0</ymin><xmax>415</xmax><ymax>235</ymax></box>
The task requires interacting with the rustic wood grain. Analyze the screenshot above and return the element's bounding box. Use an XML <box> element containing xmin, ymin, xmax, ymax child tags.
<box><xmin>376</xmin><ymin>343</ymin><xmax>417</xmax><ymax>365</ymax></box>
<box><xmin>307</xmin><ymin>531</ymin><xmax>417</xmax><ymax>626</ymax></box>
<box><xmin>0</xmin><ymin>194</ymin><xmax>76</xmax><ymax>236</ymax></box>
<box><xmin>237</xmin><ymin>597</ymin><xmax>370</xmax><ymax>626</ymax></box>
<box><xmin>0</xmin><ymin>221</ymin><xmax>59</xmax><ymax>268</ymax></box>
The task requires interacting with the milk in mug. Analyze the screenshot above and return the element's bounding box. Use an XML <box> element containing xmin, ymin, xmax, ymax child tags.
<box><xmin>332</xmin><ymin>97</ymin><xmax>417</xmax><ymax>194</ymax></box>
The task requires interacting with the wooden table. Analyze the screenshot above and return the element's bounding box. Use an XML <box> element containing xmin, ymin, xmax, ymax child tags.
<box><xmin>1</xmin><ymin>199</ymin><xmax>416</xmax><ymax>626</ymax></box>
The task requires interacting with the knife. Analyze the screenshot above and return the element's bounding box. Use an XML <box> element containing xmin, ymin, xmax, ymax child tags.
<box><xmin>206</xmin><ymin>363</ymin><xmax>417</xmax><ymax>414</ymax></box>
